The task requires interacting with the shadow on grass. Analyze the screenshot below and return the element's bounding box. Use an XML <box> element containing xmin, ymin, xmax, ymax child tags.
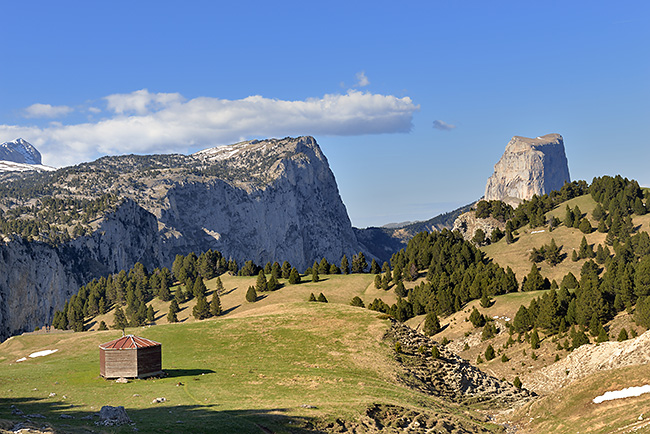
<box><xmin>163</xmin><ymin>368</ymin><xmax>215</xmax><ymax>378</ymax></box>
<box><xmin>0</xmin><ymin>396</ymin><xmax>330</xmax><ymax>433</ymax></box>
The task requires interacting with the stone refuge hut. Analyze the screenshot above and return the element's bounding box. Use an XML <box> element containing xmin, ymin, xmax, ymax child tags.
<box><xmin>99</xmin><ymin>335</ymin><xmax>162</xmax><ymax>379</ymax></box>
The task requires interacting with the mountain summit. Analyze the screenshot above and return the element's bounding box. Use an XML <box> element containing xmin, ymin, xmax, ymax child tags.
<box><xmin>0</xmin><ymin>138</ymin><xmax>42</xmax><ymax>165</ymax></box>
<box><xmin>484</xmin><ymin>134</ymin><xmax>570</xmax><ymax>205</ymax></box>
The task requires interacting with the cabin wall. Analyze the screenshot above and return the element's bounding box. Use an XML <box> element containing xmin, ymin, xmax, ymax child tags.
<box><xmin>100</xmin><ymin>348</ymin><xmax>137</xmax><ymax>378</ymax></box>
<box><xmin>136</xmin><ymin>346</ymin><xmax>162</xmax><ymax>378</ymax></box>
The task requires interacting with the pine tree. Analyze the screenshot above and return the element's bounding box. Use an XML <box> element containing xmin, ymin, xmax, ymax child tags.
<box><xmin>317</xmin><ymin>293</ymin><xmax>328</xmax><ymax>303</ymax></box>
<box><xmin>579</xmin><ymin>218</ymin><xmax>593</xmax><ymax>234</ymax></box>
<box><xmin>98</xmin><ymin>321</ymin><xmax>108</xmax><ymax>331</ymax></box>
<box><xmin>113</xmin><ymin>307</ymin><xmax>128</xmax><ymax>331</ymax></box>
<box><xmin>530</xmin><ymin>329</ymin><xmax>540</xmax><ymax>349</ymax></box>
<box><xmin>350</xmin><ymin>296</ymin><xmax>365</xmax><ymax>307</ymax></box>
<box><xmin>193</xmin><ymin>294</ymin><xmax>210</xmax><ymax>320</ymax></box>
<box><xmin>370</xmin><ymin>259</ymin><xmax>381</xmax><ymax>274</ymax></box>
<box><xmin>288</xmin><ymin>268</ymin><xmax>301</xmax><ymax>284</ymax></box>
<box><xmin>311</xmin><ymin>267</ymin><xmax>319</xmax><ymax>283</ymax></box>
<box><xmin>522</xmin><ymin>264</ymin><xmax>544</xmax><ymax>292</ymax></box>
<box><xmin>469</xmin><ymin>307</ymin><xmax>486</xmax><ymax>327</ymax></box>
<box><xmin>146</xmin><ymin>305</ymin><xmax>155</xmax><ymax>323</ymax></box>
<box><xmin>318</xmin><ymin>258</ymin><xmax>330</xmax><ymax>274</ymax></box>
<box><xmin>255</xmin><ymin>271</ymin><xmax>268</xmax><ymax>292</ymax></box>
<box><xmin>167</xmin><ymin>300</ymin><xmax>179</xmax><ymax>323</ymax></box>
<box><xmin>341</xmin><ymin>255</ymin><xmax>350</xmax><ymax>275</ymax></box>
<box><xmin>484</xmin><ymin>344</ymin><xmax>496</xmax><ymax>361</ymax></box>
<box><xmin>245</xmin><ymin>286</ymin><xmax>257</xmax><ymax>303</ymax></box>
<box><xmin>513</xmin><ymin>376</ymin><xmax>522</xmax><ymax>389</ymax></box>
<box><xmin>545</xmin><ymin>238</ymin><xmax>562</xmax><ymax>266</ymax></box>
<box><xmin>423</xmin><ymin>312</ymin><xmax>441</xmax><ymax>336</ymax></box>
<box><xmin>193</xmin><ymin>276</ymin><xmax>207</xmax><ymax>298</ymax></box>
<box><xmin>308</xmin><ymin>293</ymin><xmax>316</xmax><ymax>302</ymax></box>
<box><xmin>617</xmin><ymin>328</ymin><xmax>629</xmax><ymax>341</ymax></box>
<box><xmin>571</xmin><ymin>250</ymin><xmax>579</xmax><ymax>262</ymax></box>
<box><xmin>159</xmin><ymin>278</ymin><xmax>171</xmax><ymax>301</ymax></box>
<box><xmin>210</xmin><ymin>292</ymin><xmax>222</xmax><ymax>316</ymax></box>
<box><xmin>215</xmin><ymin>276</ymin><xmax>224</xmax><ymax>294</ymax></box>
<box><xmin>267</xmin><ymin>274</ymin><xmax>279</xmax><ymax>291</ymax></box>
<box><xmin>374</xmin><ymin>274</ymin><xmax>382</xmax><ymax>289</ymax></box>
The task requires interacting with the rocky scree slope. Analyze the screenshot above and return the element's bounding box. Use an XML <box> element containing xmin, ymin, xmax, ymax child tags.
<box><xmin>0</xmin><ymin>136</ymin><xmax>363</xmax><ymax>340</ymax></box>
<box><xmin>485</xmin><ymin>134</ymin><xmax>570</xmax><ymax>206</ymax></box>
<box><xmin>0</xmin><ymin>138</ymin><xmax>54</xmax><ymax>173</ymax></box>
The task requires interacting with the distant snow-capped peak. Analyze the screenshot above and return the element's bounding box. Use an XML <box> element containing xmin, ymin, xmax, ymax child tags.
<box><xmin>0</xmin><ymin>138</ymin><xmax>42</xmax><ymax>165</ymax></box>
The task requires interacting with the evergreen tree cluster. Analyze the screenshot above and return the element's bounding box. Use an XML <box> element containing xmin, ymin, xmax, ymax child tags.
<box><xmin>368</xmin><ymin>229</ymin><xmax>518</xmax><ymax>323</ymax></box>
<box><xmin>52</xmin><ymin>262</ymin><xmax>173</xmax><ymax>331</ymax></box>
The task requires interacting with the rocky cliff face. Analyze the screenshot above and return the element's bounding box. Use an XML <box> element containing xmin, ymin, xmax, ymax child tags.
<box><xmin>0</xmin><ymin>136</ymin><xmax>364</xmax><ymax>339</ymax></box>
<box><xmin>484</xmin><ymin>134</ymin><xmax>570</xmax><ymax>205</ymax></box>
<box><xmin>0</xmin><ymin>200</ymin><xmax>161</xmax><ymax>339</ymax></box>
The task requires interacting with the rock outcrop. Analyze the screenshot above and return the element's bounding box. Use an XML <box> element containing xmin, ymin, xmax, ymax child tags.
<box><xmin>0</xmin><ymin>136</ymin><xmax>365</xmax><ymax>339</ymax></box>
<box><xmin>484</xmin><ymin>134</ymin><xmax>570</xmax><ymax>205</ymax></box>
<box><xmin>452</xmin><ymin>212</ymin><xmax>505</xmax><ymax>242</ymax></box>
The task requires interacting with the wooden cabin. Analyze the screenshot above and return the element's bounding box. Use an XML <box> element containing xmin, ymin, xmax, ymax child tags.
<box><xmin>99</xmin><ymin>335</ymin><xmax>162</xmax><ymax>379</ymax></box>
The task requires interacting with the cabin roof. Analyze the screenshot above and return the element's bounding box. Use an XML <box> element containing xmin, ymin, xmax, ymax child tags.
<box><xmin>99</xmin><ymin>335</ymin><xmax>161</xmax><ymax>350</ymax></box>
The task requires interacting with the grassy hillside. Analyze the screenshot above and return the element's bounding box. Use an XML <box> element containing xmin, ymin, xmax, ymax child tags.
<box><xmin>0</xmin><ymin>277</ymin><xmax>498</xmax><ymax>433</ymax></box>
<box><xmin>481</xmin><ymin>194</ymin><xmax>606</xmax><ymax>283</ymax></box>
<box><xmin>511</xmin><ymin>363</ymin><xmax>650</xmax><ymax>433</ymax></box>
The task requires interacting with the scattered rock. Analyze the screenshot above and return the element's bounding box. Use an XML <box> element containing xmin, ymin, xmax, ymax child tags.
<box><xmin>132</xmin><ymin>394</ymin><xmax>140</xmax><ymax>397</ymax></box>
<box><xmin>152</xmin><ymin>397</ymin><xmax>166</xmax><ymax>404</ymax></box>
<box><xmin>26</xmin><ymin>414</ymin><xmax>46</xmax><ymax>419</ymax></box>
<box><xmin>59</xmin><ymin>414</ymin><xmax>73</xmax><ymax>419</ymax></box>
<box><xmin>301</xmin><ymin>404</ymin><xmax>317</xmax><ymax>409</ymax></box>
<box><xmin>48</xmin><ymin>392</ymin><xmax>56</xmax><ymax>397</ymax></box>
<box><xmin>11</xmin><ymin>405</ymin><xmax>24</xmax><ymax>416</ymax></box>
<box><xmin>115</xmin><ymin>377</ymin><xmax>129</xmax><ymax>384</ymax></box>
<box><xmin>97</xmin><ymin>405</ymin><xmax>132</xmax><ymax>426</ymax></box>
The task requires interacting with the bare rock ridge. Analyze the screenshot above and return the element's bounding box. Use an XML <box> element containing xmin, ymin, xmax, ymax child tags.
<box><xmin>0</xmin><ymin>136</ymin><xmax>365</xmax><ymax>340</ymax></box>
<box><xmin>484</xmin><ymin>134</ymin><xmax>570</xmax><ymax>205</ymax></box>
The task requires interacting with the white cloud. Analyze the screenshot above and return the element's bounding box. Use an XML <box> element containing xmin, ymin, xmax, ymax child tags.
<box><xmin>355</xmin><ymin>71</ymin><xmax>370</xmax><ymax>87</ymax></box>
<box><xmin>105</xmin><ymin>89</ymin><xmax>184</xmax><ymax>115</ymax></box>
<box><xmin>1</xmin><ymin>89</ymin><xmax>419</xmax><ymax>168</ymax></box>
<box><xmin>432</xmin><ymin>120</ymin><xmax>456</xmax><ymax>131</ymax></box>
<box><xmin>23</xmin><ymin>103</ymin><xmax>73</xmax><ymax>119</ymax></box>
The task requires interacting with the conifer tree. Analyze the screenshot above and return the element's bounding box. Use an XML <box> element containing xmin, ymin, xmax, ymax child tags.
<box><xmin>158</xmin><ymin>278</ymin><xmax>171</xmax><ymax>302</ymax></box>
<box><xmin>245</xmin><ymin>286</ymin><xmax>257</xmax><ymax>303</ymax></box>
<box><xmin>146</xmin><ymin>305</ymin><xmax>155</xmax><ymax>323</ymax></box>
<box><xmin>113</xmin><ymin>307</ymin><xmax>128</xmax><ymax>331</ymax></box>
<box><xmin>341</xmin><ymin>255</ymin><xmax>350</xmax><ymax>275</ymax></box>
<box><xmin>167</xmin><ymin>300</ymin><xmax>179</xmax><ymax>323</ymax></box>
<box><xmin>319</xmin><ymin>258</ymin><xmax>330</xmax><ymax>274</ymax></box>
<box><xmin>317</xmin><ymin>293</ymin><xmax>328</xmax><ymax>303</ymax></box>
<box><xmin>281</xmin><ymin>261</ymin><xmax>292</xmax><ymax>279</ymax></box>
<box><xmin>423</xmin><ymin>312</ymin><xmax>441</xmax><ymax>336</ymax></box>
<box><xmin>617</xmin><ymin>328</ymin><xmax>629</xmax><ymax>341</ymax></box>
<box><xmin>484</xmin><ymin>344</ymin><xmax>495</xmax><ymax>361</ymax></box>
<box><xmin>311</xmin><ymin>267</ymin><xmax>319</xmax><ymax>283</ymax></box>
<box><xmin>288</xmin><ymin>267</ymin><xmax>301</xmax><ymax>284</ymax></box>
<box><xmin>370</xmin><ymin>259</ymin><xmax>381</xmax><ymax>274</ymax></box>
<box><xmin>350</xmin><ymin>296</ymin><xmax>364</xmax><ymax>307</ymax></box>
<box><xmin>513</xmin><ymin>376</ymin><xmax>522</xmax><ymax>389</ymax></box>
<box><xmin>193</xmin><ymin>294</ymin><xmax>210</xmax><ymax>320</ymax></box>
<box><xmin>267</xmin><ymin>274</ymin><xmax>279</xmax><ymax>291</ymax></box>
<box><xmin>215</xmin><ymin>276</ymin><xmax>224</xmax><ymax>294</ymax></box>
<box><xmin>374</xmin><ymin>274</ymin><xmax>382</xmax><ymax>289</ymax></box>
<box><xmin>98</xmin><ymin>321</ymin><xmax>108</xmax><ymax>331</ymax></box>
<box><xmin>530</xmin><ymin>329</ymin><xmax>540</xmax><ymax>349</ymax></box>
<box><xmin>522</xmin><ymin>264</ymin><xmax>544</xmax><ymax>292</ymax></box>
<box><xmin>210</xmin><ymin>292</ymin><xmax>222</xmax><ymax>316</ymax></box>
<box><xmin>308</xmin><ymin>293</ymin><xmax>316</xmax><ymax>302</ymax></box>
<box><xmin>256</xmin><ymin>270</ymin><xmax>268</xmax><ymax>292</ymax></box>
<box><xmin>193</xmin><ymin>276</ymin><xmax>207</xmax><ymax>298</ymax></box>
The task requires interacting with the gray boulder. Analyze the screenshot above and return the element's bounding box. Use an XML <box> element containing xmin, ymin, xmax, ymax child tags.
<box><xmin>98</xmin><ymin>405</ymin><xmax>132</xmax><ymax>426</ymax></box>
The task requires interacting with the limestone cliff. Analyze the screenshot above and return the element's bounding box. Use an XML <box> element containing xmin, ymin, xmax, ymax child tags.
<box><xmin>452</xmin><ymin>211</ymin><xmax>505</xmax><ymax>243</ymax></box>
<box><xmin>485</xmin><ymin>134</ymin><xmax>570</xmax><ymax>205</ymax></box>
<box><xmin>0</xmin><ymin>136</ymin><xmax>364</xmax><ymax>340</ymax></box>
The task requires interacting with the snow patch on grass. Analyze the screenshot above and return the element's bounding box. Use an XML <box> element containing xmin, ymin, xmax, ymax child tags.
<box><xmin>593</xmin><ymin>385</ymin><xmax>650</xmax><ymax>404</ymax></box>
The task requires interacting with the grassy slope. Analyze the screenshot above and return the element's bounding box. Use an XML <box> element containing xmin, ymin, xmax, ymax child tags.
<box><xmin>481</xmin><ymin>194</ymin><xmax>606</xmax><ymax>284</ymax></box>
<box><xmin>513</xmin><ymin>364</ymin><xmax>650</xmax><ymax>433</ymax></box>
<box><xmin>0</xmin><ymin>275</ymin><xmax>494</xmax><ymax>433</ymax></box>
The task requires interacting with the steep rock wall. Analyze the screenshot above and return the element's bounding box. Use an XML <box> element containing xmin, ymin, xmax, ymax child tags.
<box><xmin>0</xmin><ymin>200</ymin><xmax>161</xmax><ymax>340</ymax></box>
<box><xmin>485</xmin><ymin>134</ymin><xmax>570</xmax><ymax>204</ymax></box>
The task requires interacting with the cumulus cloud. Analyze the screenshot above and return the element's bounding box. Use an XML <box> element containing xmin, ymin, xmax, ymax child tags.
<box><xmin>1</xmin><ymin>89</ymin><xmax>419</xmax><ymax>167</ymax></box>
<box><xmin>23</xmin><ymin>103</ymin><xmax>73</xmax><ymax>119</ymax></box>
<box><xmin>355</xmin><ymin>71</ymin><xmax>370</xmax><ymax>87</ymax></box>
<box><xmin>432</xmin><ymin>120</ymin><xmax>456</xmax><ymax>131</ymax></box>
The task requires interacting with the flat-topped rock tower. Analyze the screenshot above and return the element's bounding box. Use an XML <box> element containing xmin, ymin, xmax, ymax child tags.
<box><xmin>484</xmin><ymin>133</ymin><xmax>570</xmax><ymax>205</ymax></box>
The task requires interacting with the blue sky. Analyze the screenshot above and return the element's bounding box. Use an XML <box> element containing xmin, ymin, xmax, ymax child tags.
<box><xmin>1</xmin><ymin>1</ymin><xmax>649</xmax><ymax>227</ymax></box>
